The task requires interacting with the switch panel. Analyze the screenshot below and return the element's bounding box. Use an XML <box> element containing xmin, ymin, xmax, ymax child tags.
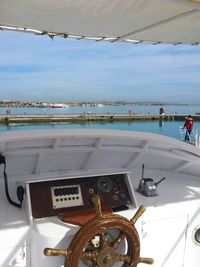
<box><xmin>51</xmin><ymin>185</ymin><xmax>83</xmax><ymax>209</ymax></box>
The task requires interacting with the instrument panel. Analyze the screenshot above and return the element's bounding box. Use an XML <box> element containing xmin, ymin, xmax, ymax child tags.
<box><xmin>29</xmin><ymin>174</ymin><xmax>131</xmax><ymax>218</ymax></box>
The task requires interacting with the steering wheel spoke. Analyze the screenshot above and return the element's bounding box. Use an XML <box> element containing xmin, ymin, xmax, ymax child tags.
<box><xmin>99</xmin><ymin>230</ymin><xmax>109</xmax><ymax>249</ymax></box>
<box><xmin>81</xmin><ymin>250</ymin><xmax>98</xmax><ymax>261</ymax></box>
<box><xmin>118</xmin><ymin>254</ymin><xmax>131</xmax><ymax>264</ymax></box>
<box><xmin>139</xmin><ymin>257</ymin><xmax>154</xmax><ymax>265</ymax></box>
<box><xmin>111</xmin><ymin>232</ymin><xmax>126</xmax><ymax>249</ymax></box>
<box><xmin>44</xmin><ymin>247</ymin><xmax>70</xmax><ymax>257</ymax></box>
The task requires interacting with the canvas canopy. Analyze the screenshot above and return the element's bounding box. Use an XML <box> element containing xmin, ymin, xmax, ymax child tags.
<box><xmin>0</xmin><ymin>0</ymin><xmax>200</xmax><ymax>44</ymax></box>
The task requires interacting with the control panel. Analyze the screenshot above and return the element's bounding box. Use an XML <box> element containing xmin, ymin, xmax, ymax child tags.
<box><xmin>51</xmin><ymin>185</ymin><xmax>83</xmax><ymax>209</ymax></box>
<box><xmin>29</xmin><ymin>173</ymin><xmax>132</xmax><ymax>219</ymax></box>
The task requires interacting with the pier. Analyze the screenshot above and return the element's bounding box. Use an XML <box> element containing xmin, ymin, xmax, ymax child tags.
<box><xmin>1</xmin><ymin>113</ymin><xmax>200</xmax><ymax>124</ymax></box>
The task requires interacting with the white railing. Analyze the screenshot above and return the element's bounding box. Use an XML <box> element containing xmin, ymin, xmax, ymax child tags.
<box><xmin>179</xmin><ymin>127</ymin><xmax>200</xmax><ymax>147</ymax></box>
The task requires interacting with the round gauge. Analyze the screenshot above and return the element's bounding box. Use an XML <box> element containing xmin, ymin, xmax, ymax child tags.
<box><xmin>115</xmin><ymin>176</ymin><xmax>123</xmax><ymax>184</ymax></box>
<box><xmin>98</xmin><ymin>177</ymin><xmax>113</xmax><ymax>193</ymax></box>
<box><xmin>85</xmin><ymin>179</ymin><xmax>94</xmax><ymax>188</ymax></box>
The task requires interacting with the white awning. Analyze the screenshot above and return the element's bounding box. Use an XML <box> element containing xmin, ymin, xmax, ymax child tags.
<box><xmin>0</xmin><ymin>0</ymin><xmax>200</xmax><ymax>44</ymax></box>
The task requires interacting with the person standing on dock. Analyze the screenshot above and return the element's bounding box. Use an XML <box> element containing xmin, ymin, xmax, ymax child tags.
<box><xmin>183</xmin><ymin>115</ymin><xmax>193</xmax><ymax>141</ymax></box>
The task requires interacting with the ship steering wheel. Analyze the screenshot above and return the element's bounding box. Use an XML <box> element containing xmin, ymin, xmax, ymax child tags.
<box><xmin>44</xmin><ymin>194</ymin><xmax>153</xmax><ymax>267</ymax></box>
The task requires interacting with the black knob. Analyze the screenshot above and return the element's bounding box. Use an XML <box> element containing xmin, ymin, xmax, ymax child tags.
<box><xmin>54</xmin><ymin>188</ymin><xmax>59</xmax><ymax>196</ymax></box>
<box><xmin>74</xmin><ymin>186</ymin><xmax>79</xmax><ymax>194</ymax></box>
<box><xmin>66</xmin><ymin>187</ymin><xmax>71</xmax><ymax>195</ymax></box>
<box><xmin>85</xmin><ymin>179</ymin><xmax>93</xmax><ymax>188</ymax></box>
<box><xmin>63</xmin><ymin>188</ymin><xmax>67</xmax><ymax>195</ymax></box>
<box><xmin>120</xmin><ymin>192</ymin><xmax>127</xmax><ymax>201</ymax></box>
<box><xmin>115</xmin><ymin>177</ymin><xmax>123</xmax><ymax>184</ymax></box>
<box><xmin>58</xmin><ymin>188</ymin><xmax>63</xmax><ymax>196</ymax></box>
<box><xmin>70</xmin><ymin>187</ymin><xmax>75</xmax><ymax>195</ymax></box>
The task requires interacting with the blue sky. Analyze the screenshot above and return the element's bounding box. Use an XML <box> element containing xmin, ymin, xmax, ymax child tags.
<box><xmin>0</xmin><ymin>31</ymin><xmax>200</xmax><ymax>103</ymax></box>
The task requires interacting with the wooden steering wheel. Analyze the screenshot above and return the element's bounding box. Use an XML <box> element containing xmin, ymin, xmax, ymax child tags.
<box><xmin>44</xmin><ymin>194</ymin><xmax>153</xmax><ymax>267</ymax></box>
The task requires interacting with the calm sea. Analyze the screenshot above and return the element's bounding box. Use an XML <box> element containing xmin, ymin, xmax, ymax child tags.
<box><xmin>1</xmin><ymin>104</ymin><xmax>200</xmax><ymax>115</ymax></box>
<box><xmin>1</xmin><ymin>105</ymin><xmax>200</xmax><ymax>140</ymax></box>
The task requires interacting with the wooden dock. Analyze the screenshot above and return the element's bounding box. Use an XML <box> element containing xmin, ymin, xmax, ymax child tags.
<box><xmin>0</xmin><ymin>113</ymin><xmax>200</xmax><ymax>124</ymax></box>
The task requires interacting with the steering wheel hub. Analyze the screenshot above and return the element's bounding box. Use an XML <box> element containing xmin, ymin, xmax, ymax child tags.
<box><xmin>97</xmin><ymin>247</ymin><xmax>118</xmax><ymax>266</ymax></box>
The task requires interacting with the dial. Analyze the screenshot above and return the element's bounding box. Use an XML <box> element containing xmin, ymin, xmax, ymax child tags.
<box><xmin>115</xmin><ymin>176</ymin><xmax>123</xmax><ymax>184</ymax></box>
<box><xmin>98</xmin><ymin>177</ymin><xmax>113</xmax><ymax>193</ymax></box>
<box><xmin>85</xmin><ymin>179</ymin><xmax>94</xmax><ymax>188</ymax></box>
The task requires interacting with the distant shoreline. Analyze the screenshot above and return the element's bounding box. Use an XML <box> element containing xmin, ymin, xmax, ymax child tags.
<box><xmin>0</xmin><ymin>101</ymin><xmax>190</xmax><ymax>109</ymax></box>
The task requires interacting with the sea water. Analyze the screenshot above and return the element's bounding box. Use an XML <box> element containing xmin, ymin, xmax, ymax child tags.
<box><xmin>2</xmin><ymin>119</ymin><xmax>200</xmax><ymax>141</ymax></box>
<box><xmin>1</xmin><ymin>105</ymin><xmax>200</xmax><ymax>140</ymax></box>
<box><xmin>1</xmin><ymin>104</ymin><xmax>200</xmax><ymax>115</ymax></box>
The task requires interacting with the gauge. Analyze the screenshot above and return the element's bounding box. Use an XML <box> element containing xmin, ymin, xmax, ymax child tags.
<box><xmin>115</xmin><ymin>176</ymin><xmax>123</xmax><ymax>184</ymax></box>
<box><xmin>98</xmin><ymin>177</ymin><xmax>113</xmax><ymax>193</ymax></box>
<box><xmin>85</xmin><ymin>179</ymin><xmax>94</xmax><ymax>188</ymax></box>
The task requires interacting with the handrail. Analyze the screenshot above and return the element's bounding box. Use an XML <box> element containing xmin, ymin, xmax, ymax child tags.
<box><xmin>179</xmin><ymin>127</ymin><xmax>200</xmax><ymax>147</ymax></box>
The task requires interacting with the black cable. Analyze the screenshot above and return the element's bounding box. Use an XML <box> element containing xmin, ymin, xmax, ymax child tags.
<box><xmin>1</xmin><ymin>155</ymin><xmax>23</xmax><ymax>208</ymax></box>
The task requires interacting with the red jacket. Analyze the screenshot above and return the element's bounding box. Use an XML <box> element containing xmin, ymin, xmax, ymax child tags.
<box><xmin>184</xmin><ymin>117</ymin><xmax>193</xmax><ymax>130</ymax></box>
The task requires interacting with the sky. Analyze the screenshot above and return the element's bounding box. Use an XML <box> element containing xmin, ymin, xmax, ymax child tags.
<box><xmin>0</xmin><ymin>31</ymin><xmax>200</xmax><ymax>103</ymax></box>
